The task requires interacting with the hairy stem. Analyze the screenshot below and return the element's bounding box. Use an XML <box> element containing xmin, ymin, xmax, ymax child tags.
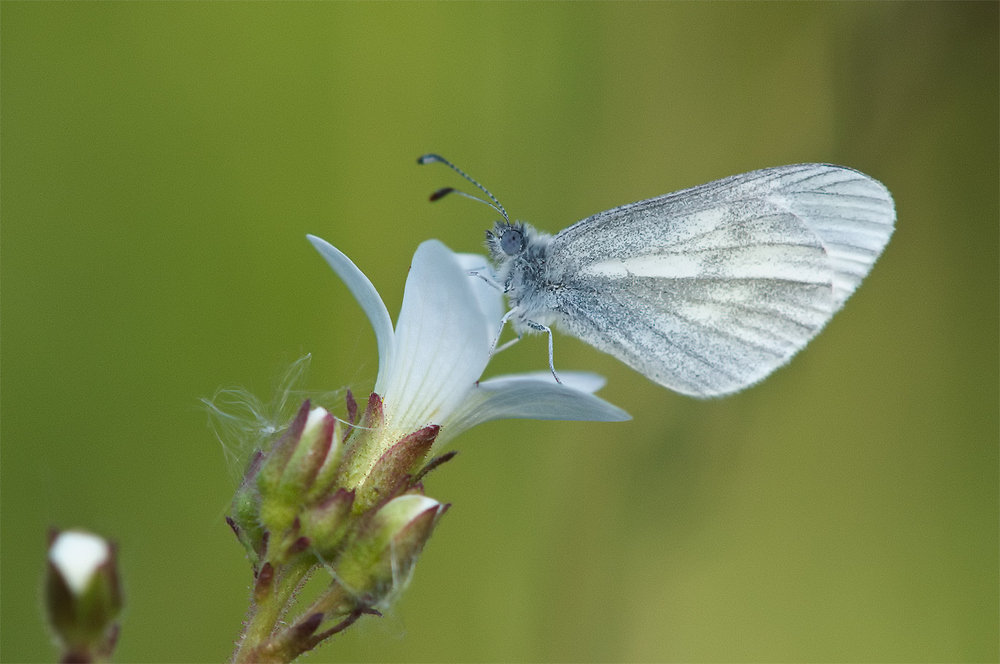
<box><xmin>231</xmin><ymin>559</ymin><xmax>313</xmax><ymax>663</ymax></box>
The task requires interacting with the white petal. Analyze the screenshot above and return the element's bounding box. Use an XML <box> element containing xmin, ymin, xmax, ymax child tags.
<box><xmin>49</xmin><ymin>531</ymin><xmax>110</xmax><ymax>594</ymax></box>
<box><xmin>491</xmin><ymin>370</ymin><xmax>609</xmax><ymax>394</ymax></box>
<box><xmin>378</xmin><ymin>240</ymin><xmax>491</xmax><ymax>429</ymax></box>
<box><xmin>436</xmin><ymin>373</ymin><xmax>631</xmax><ymax>449</ymax></box>
<box><xmin>308</xmin><ymin>235</ymin><xmax>394</xmax><ymax>386</ymax></box>
<box><xmin>454</xmin><ymin>253</ymin><xmax>505</xmax><ymax>334</ymax></box>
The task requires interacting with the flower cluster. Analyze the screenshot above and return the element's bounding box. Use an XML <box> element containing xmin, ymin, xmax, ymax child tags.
<box><xmin>227</xmin><ymin>237</ymin><xmax>628</xmax><ymax>661</ymax></box>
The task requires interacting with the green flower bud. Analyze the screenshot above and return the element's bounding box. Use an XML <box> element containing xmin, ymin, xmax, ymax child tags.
<box><xmin>227</xmin><ymin>450</ymin><xmax>267</xmax><ymax>567</ymax></box>
<box><xmin>283</xmin><ymin>406</ymin><xmax>340</xmax><ymax>496</ymax></box>
<box><xmin>257</xmin><ymin>402</ymin><xmax>311</xmax><ymax>533</ymax></box>
<box><xmin>300</xmin><ymin>488</ymin><xmax>355</xmax><ymax>558</ymax></box>
<box><xmin>257</xmin><ymin>402</ymin><xmax>342</xmax><ymax>535</ymax></box>
<box><xmin>335</xmin><ymin>494</ymin><xmax>447</xmax><ymax>604</ymax></box>
<box><xmin>45</xmin><ymin>530</ymin><xmax>123</xmax><ymax>661</ymax></box>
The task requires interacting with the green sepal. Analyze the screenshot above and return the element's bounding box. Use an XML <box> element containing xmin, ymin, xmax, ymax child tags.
<box><xmin>337</xmin><ymin>393</ymin><xmax>384</xmax><ymax>489</ymax></box>
<box><xmin>354</xmin><ymin>425</ymin><xmax>439</xmax><ymax>511</ymax></box>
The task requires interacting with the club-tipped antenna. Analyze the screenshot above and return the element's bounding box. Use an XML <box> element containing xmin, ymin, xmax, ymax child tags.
<box><xmin>418</xmin><ymin>154</ymin><xmax>510</xmax><ymax>225</ymax></box>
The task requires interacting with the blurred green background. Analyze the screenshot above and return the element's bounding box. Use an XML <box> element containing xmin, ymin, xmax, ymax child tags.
<box><xmin>2</xmin><ymin>3</ymin><xmax>996</xmax><ymax>662</ymax></box>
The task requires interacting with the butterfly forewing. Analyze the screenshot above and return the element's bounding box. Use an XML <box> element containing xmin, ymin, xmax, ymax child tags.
<box><xmin>545</xmin><ymin>164</ymin><xmax>895</xmax><ymax>397</ymax></box>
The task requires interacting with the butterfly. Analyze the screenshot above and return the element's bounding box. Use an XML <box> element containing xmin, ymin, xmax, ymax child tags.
<box><xmin>421</xmin><ymin>155</ymin><xmax>895</xmax><ymax>397</ymax></box>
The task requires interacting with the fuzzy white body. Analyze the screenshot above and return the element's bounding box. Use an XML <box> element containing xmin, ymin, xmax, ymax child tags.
<box><xmin>487</xmin><ymin>164</ymin><xmax>895</xmax><ymax>397</ymax></box>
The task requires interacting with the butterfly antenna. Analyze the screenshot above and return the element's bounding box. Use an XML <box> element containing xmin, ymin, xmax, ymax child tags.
<box><xmin>418</xmin><ymin>154</ymin><xmax>510</xmax><ymax>225</ymax></box>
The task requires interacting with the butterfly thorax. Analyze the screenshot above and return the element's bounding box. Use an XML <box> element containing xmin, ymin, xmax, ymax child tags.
<box><xmin>486</xmin><ymin>221</ymin><xmax>560</xmax><ymax>333</ymax></box>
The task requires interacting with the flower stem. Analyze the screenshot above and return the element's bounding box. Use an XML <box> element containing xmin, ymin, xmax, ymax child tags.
<box><xmin>262</xmin><ymin>583</ymin><xmax>360</xmax><ymax>661</ymax></box>
<box><xmin>231</xmin><ymin>559</ymin><xmax>313</xmax><ymax>663</ymax></box>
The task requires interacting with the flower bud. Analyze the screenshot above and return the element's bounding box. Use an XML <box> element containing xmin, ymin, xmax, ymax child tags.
<box><xmin>334</xmin><ymin>494</ymin><xmax>447</xmax><ymax>603</ymax></box>
<box><xmin>283</xmin><ymin>407</ymin><xmax>340</xmax><ymax>494</ymax></box>
<box><xmin>300</xmin><ymin>488</ymin><xmax>355</xmax><ymax>557</ymax></box>
<box><xmin>256</xmin><ymin>402</ymin><xmax>310</xmax><ymax>532</ymax></box>
<box><xmin>45</xmin><ymin>530</ymin><xmax>123</xmax><ymax>661</ymax></box>
<box><xmin>257</xmin><ymin>402</ymin><xmax>342</xmax><ymax>535</ymax></box>
<box><xmin>228</xmin><ymin>450</ymin><xmax>267</xmax><ymax>566</ymax></box>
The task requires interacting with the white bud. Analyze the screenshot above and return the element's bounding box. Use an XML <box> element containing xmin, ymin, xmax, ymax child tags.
<box><xmin>377</xmin><ymin>495</ymin><xmax>441</xmax><ymax>534</ymax></box>
<box><xmin>49</xmin><ymin>530</ymin><xmax>110</xmax><ymax>594</ymax></box>
<box><xmin>304</xmin><ymin>406</ymin><xmax>331</xmax><ymax>435</ymax></box>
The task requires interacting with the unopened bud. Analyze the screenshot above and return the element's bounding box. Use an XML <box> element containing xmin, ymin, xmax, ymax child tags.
<box><xmin>228</xmin><ymin>450</ymin><xmax>267</xmax><ymax>566</ymax></box>
<box><xmin>283</xmin><ymin>407</ymin><xmax>340</xmax><ymax>495</ymax></box>
<box><xmin>45</xmin><ymin>530</ymin><xmax>123</xmax><ymax>661</ymax></box>
<box><xmin>335</xmin><ymin>494</ymin><xmax>447</xmax><ymax>602</ymax></box>
<box><xmin>257</xmin><ymin>402</ymin><xmax>311</xmax><ymax>532</ymax></box>
<box><xmin>257</xmin><ymin>402</ymin><xmax>342</xmax><ymax>535</ymax></box>
<box><xmin>301</xmin><ymin>488</ymin><xmax>355</xmax><ymax>557</ymax></box>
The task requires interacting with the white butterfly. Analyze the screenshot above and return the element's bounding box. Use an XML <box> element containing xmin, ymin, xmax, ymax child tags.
<box><xmin>421</xmin><ymin>156</ymin><xmax>895</xmax><ymax>397</ymax></box>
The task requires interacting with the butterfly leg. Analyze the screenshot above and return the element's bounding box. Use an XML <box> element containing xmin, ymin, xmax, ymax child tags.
<box><xmin>489</xmin><ymin>309</ymin><xmax>518</xmax><ymax>356</ymax></box>
<box><xmin>523</xmin><ymin>320</ymin><xmax>561</xmax><ymax>384</ymax></box>
<box><xmin>469</xmin><ymin>270</ymin><xmax>504</xmax><ymax>292</ymax></box>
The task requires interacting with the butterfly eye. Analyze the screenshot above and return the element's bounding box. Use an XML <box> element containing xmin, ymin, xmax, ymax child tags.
<box><xmin>500</xmin><ymin>228</ymin><xmax>524</xmax><ymax>255</ymax></box>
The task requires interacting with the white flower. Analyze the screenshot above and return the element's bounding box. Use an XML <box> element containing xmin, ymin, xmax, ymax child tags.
<box><xmin>307</xmin><ymin>235</ymin><xmax>629</xmax><ymax>453</ymax></box>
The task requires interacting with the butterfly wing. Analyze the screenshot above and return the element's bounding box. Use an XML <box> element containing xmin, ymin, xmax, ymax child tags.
<box><xmin>545</xmin><ymin>164</ymin><xmax>895</xmax><ymax>397</ymax></box>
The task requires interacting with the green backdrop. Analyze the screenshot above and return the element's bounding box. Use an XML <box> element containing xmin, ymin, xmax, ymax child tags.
<box><xmin>2</xmin><ymin>3</ymin><xmax>997</xmax><ymax>662</ymax></box>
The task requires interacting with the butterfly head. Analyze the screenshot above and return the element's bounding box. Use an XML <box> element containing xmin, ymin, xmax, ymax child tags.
<box><xmin>486</xmin><ymin>221</ymin><xmax>527</xmax><ymax>261</ymax></box>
